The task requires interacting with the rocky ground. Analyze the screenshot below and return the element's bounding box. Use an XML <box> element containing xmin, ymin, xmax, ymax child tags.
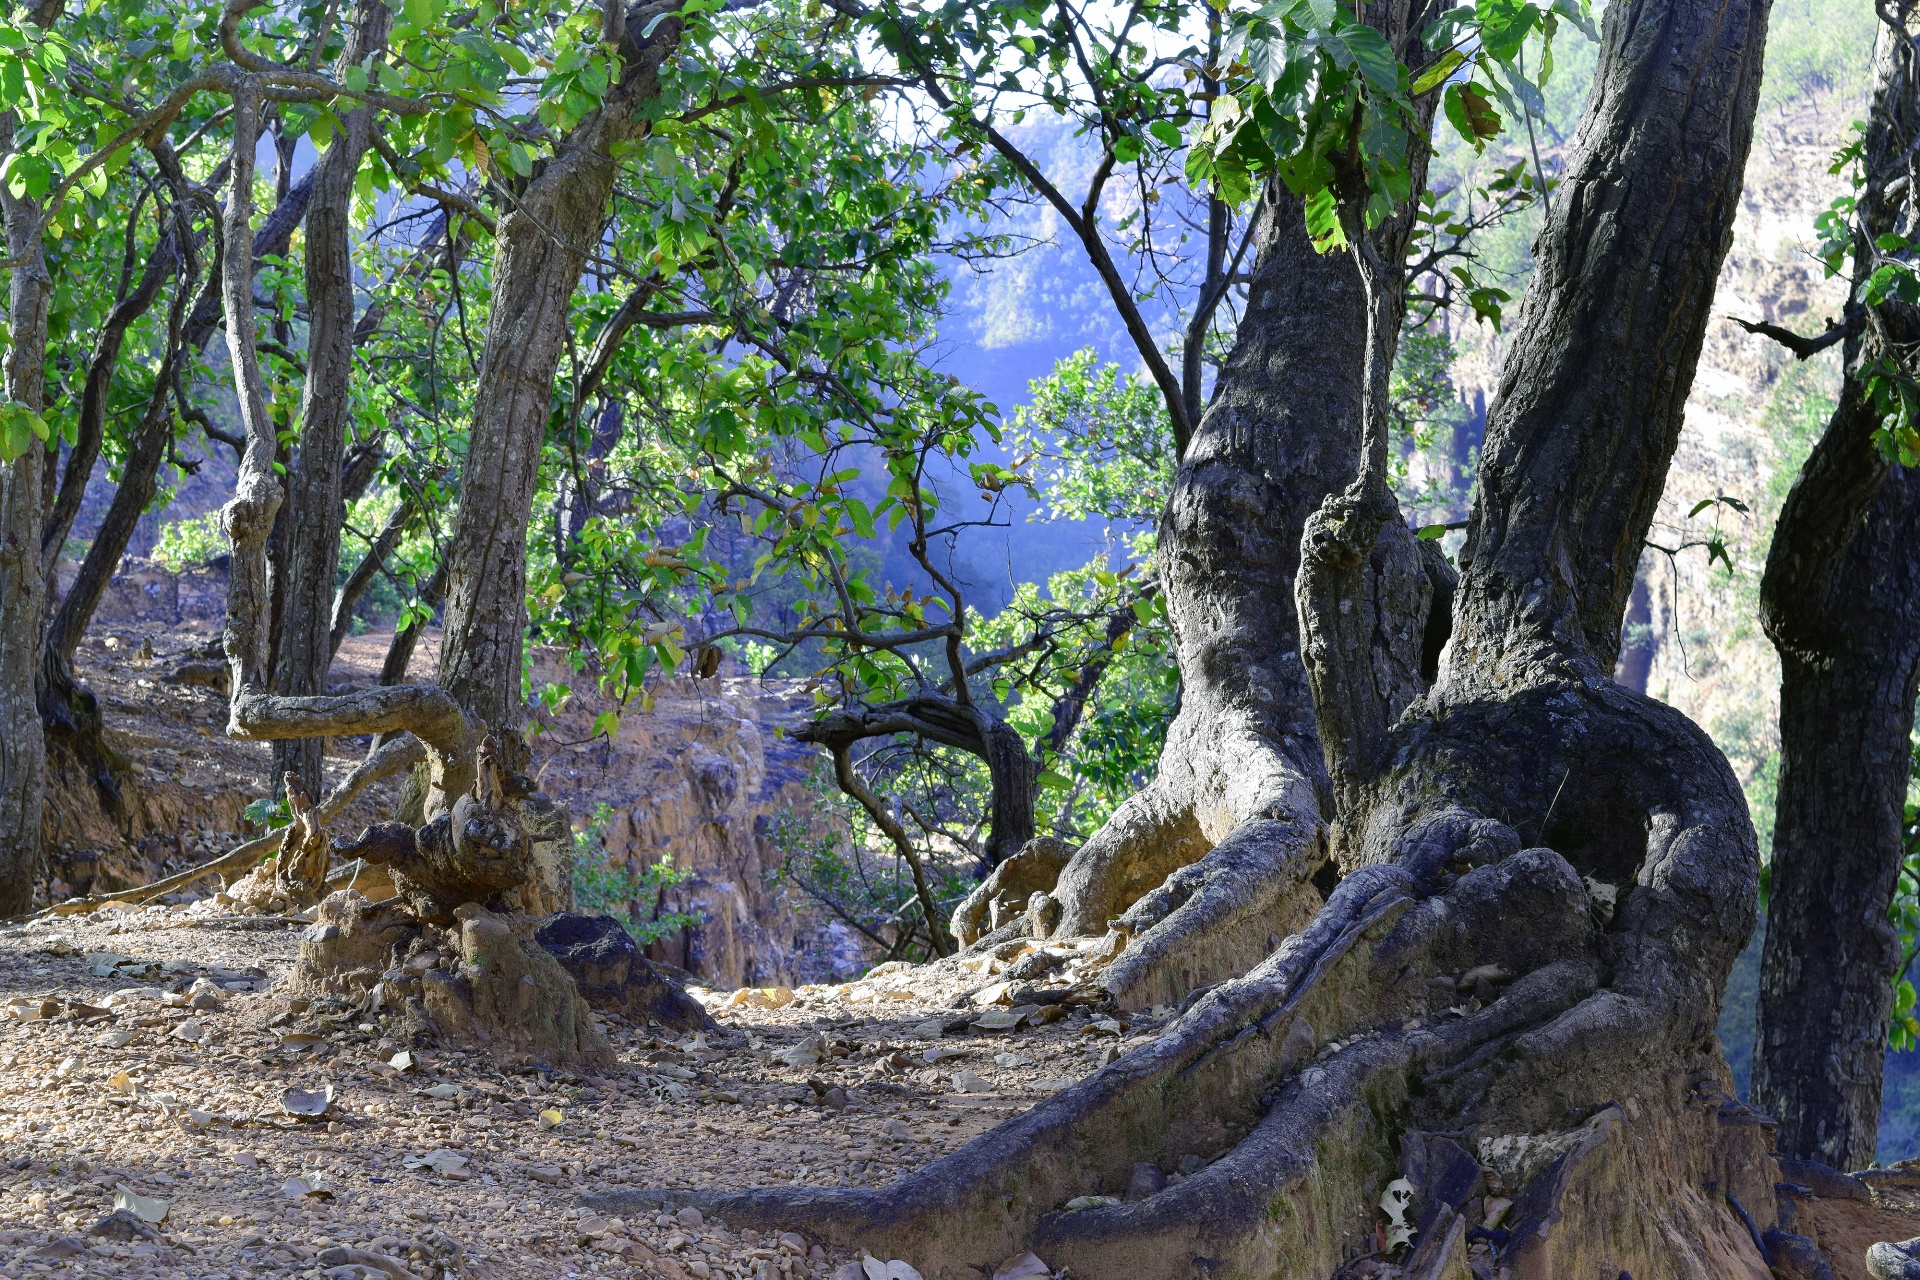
<box><xmin>0</xmin><ymin>910</ymin><xmax>1148</xmax><ymax>1280</ymax></box>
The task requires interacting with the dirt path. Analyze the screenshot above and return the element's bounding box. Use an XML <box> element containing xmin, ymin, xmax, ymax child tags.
<box><xmin>0</xmin><ymin>915</ymin><xmax>1139</xmax><ymax>1279</ymax></box>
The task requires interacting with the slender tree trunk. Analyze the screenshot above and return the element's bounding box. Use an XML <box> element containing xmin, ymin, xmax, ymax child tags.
<box><xmin>1754</xmin><ymin>14</ymin><xmax>1920</xmax><ymax>1166</ymax></box>
<box><xmin>270</xmin><ymin>0</ymin><xmax>392</xmax><ymax>799</ymax></box>
<box><xmin>43</xmin><ymin>168</ymin><xmax>315</xmax><ymax>670</ymax></box>
<box><xmin>433</xmin><ymin>3</ymin><xmax>685</xmax><ymax>786</ymax></box>
<box><xmin>0</xmin><ymin>112</ymin><xmax>53</xmax><ymax>915</ymax></box>
<box><xmin>39</xmin><ymin>200</ymin><xmax>179</xmax><ymax>581</ymax></box>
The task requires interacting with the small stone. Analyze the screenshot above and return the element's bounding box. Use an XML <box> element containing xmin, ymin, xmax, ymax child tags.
<box><xmin>1124</xmin><ymin>1162</ymin><xmax>1167</xmax><ymax>1202</ymax></box>
<box><xmin>676</xmin><ymin>1205</ymin><xmax>705</xmax><ymax>1229</ymax></box>
<box><xmin>29</xmin><ymin>1237</ymin><xmax>88</xmax><ymax>1261</ymax></box>
<box><xmin>527</xmin><ymin>1166</ymin><xmax>564</xmax><ymax>1185</ymax></box>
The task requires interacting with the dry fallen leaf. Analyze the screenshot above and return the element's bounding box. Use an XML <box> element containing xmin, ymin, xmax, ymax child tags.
<box><xmin>403</xmin><ymin>1149</ymin><xmax>470</xmax><ymax>1178</ymax></box>
<box><xmin>281</xmin><ymin>1085</ymin><xmax>334</xmax><ymax>1119</ymax></box>
<box><xmin>281</xmin><ymin>1174</ymin><xmax>332</xmax><ymax>1200</ymax></box>
<box><xmin>537</xmin><ymin>1108</ymin><xmax>564</xmax><ymax>1129</ymax></box>
<box><xmin>421</xmin><ymin>1083</ymin><xmax>460</xmax><ymax>1100</ymax></box>
<box><xmin>105</xmin><ymin>1070</ymin><xmax>137</xmax><ymax>1097</ymax></box>
<box><xmin>112</xmin><ymin>1189</ymin><xmax>170</xmax><ymax>1223</ymax></box>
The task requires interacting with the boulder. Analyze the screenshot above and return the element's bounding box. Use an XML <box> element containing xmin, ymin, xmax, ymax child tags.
<box><xmin>534</xmin><ymin>912</ymin><xmax>716</xmax><ymax>1032</ymax></box>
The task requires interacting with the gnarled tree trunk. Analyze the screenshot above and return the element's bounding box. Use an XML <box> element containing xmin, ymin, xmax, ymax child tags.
<box><xmin>1754</xmin><ymin>8</ymin><xmax>1920</xmax><ymax>1170</ymax></box>
<box><xmin>588</xmin><ymin>0</ymin><xmax>1786</xmax><ymax>1273</ymax></box>
<box><xmin>434</xmin><ymin>2</ymin><xmax>684</xmax><ymax>781</ymax></box>
<box><xmin>971</xmin><ymin>0</ymin><xmax>1451</xmax><ymax>1007</ymax></box>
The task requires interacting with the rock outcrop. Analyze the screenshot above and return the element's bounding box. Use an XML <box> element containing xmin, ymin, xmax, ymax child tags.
<box><xmin>530</xmin><ymin>663</ymin><xmax>868</xmax><ymax>990</ymax></box>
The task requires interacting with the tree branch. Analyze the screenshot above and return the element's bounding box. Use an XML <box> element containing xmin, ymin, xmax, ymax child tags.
<box><xmin>830</xmin><ymin>744</ymin><xmax>951</xmax><ymax>957</ymax></box>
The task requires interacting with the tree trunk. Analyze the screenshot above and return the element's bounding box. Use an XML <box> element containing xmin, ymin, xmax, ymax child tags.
<box><xmin>435</xmin><ymin>2</ymin><xmax>684</xmax><ymax>779</ymax></box>
<box><xmin>0</xmin><ymin>112</ymin><xmax>53</xmax><ymax>915</ymax></box>
<box><xmin>1757</xmin><ymin>469</ymin><xmax>1920</xmax><ymax>1169</ymax></box>
<box><xmin>270</xmin><ymin>0</ymin><xmax>392</xmax><ymax>800</ymax></box>
<box><xmin>39</xmin><ymin>190</ymin><xmax>180</xmax><ymax>582</ymax></box>
<box><xmin>1754</xmin><ymin>15</ymin><xmax>1920</xmax><ymax>1168</ymax></box>
<box><xmin>796</xmin><ymin>696</ymin><xmax>1038</xmax><ymax>873</ymax></box>
<box><xmin>43</xmin><ymin>167</ymin><xmax>316</xmax><ymax>671</ymax></box>
<box><xmin>1037</xmin><ymin>7</ymin><xmax>1447</xmax><ymax>1003</ymax></box>
<box><xmin>587</xmin><ymin>0</ymin><xmax>1785</xmax><ymax>1273</ymax></box>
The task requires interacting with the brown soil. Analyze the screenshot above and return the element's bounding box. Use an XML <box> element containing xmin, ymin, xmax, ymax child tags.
<box><xmin>0</xmin><ymin>910</ymin><xmax>1130</xmax><ymax>1279</ymax></box>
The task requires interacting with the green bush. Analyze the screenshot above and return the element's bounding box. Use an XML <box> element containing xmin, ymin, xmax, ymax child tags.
<box><xmin>152</xmin><ymin>511</ymin><xmax>227</xmax><ymax>572</ymax></box>
<box><xmin>570</xmin><ymin>803</ymin><xmax>702</xmax><ymax>946</ymax></box>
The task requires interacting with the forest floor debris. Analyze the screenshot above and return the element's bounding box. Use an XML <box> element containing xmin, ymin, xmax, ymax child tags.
<box><xmin>0</xmin><ymin>914</ymin><xmax>1158</xmax><ymax>1278</ymax></box>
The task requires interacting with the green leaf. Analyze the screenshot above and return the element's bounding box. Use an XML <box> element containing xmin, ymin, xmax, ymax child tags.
<box><xmin>1113</xmin><ymin>133</ymin><xmax>1143</xmax><ymax>163</ymax></box>
<box><xmin>1415</xmin><ymin>524</ymin><xmax>1450</xmax><ymax>541</ymax></box>
<box><xmin>1148</xmin><ymin>119</ymin><xmax>1183</xmax><ymax>148</ymax></box>
<box><xmin>1410</xmin><ymin>48</ymin><xmax>1465</xmax><ymax>96</ymax></box>
<box><xmin>1037</xmin><ymin>770</ymin><xmax>1071</xmax><ymax>791</ymax></box>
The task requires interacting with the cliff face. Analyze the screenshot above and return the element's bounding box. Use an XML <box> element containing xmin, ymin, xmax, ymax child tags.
<box><xmin>527</xmin><ymin>663</ymin><xmax>866</xmax><ymax>990</ymax></box>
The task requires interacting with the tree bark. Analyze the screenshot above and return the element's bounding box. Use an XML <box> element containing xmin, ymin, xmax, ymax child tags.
<box><xmin>270</xmin><ymin>0</ymin><xmax>392</xmax><ymax>800</ymax></box>
<box><xmin>1754</xmin><ymin>11</ymin><xmax>1920</xmax><ymax>1168</ymax></box>
<box><xmin>0</xmin><ymin>111</ymin><xmax>53</xmax><ymax>915</ymax></box>
<box><xmin>435</xmin><ymin>1</ymin><xmax>685</xmax><ymax>778</ymax></box>
<box><xmin>588</xmin><ymin>0</ymin><xmax>1786</xmax><ymax>1273</ymax></box>
<box><xmin>39</xmin><ymin>186</ymin><xmax>180</xmax><ymax>581</ymax></box>
<box><xmin>1757</xmin><ymin>468</ymin><xmax>1920</xmax><ymax>1170</ymax></box>
<box><xmin>1039</xmin><ymin>0</ymin><xmax>1447</xmax><ymax>1003</ymax></box>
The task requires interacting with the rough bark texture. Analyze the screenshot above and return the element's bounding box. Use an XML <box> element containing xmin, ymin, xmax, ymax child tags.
<box><xmin>1028</xmin><ymin>21</ymin><xmax>1445</xmax><ymax>1005</ymax></box>
<box><xmin>0</xmin><ymin>112</ymin><xmax>52</xmax><ymax>916</ymax></box>
<box><xmin>1757</xmin><ymin>465</ymin><xmax>1920</xmax><ymax>1171</ymax></box>
<box><xmin>585</xmin><ymin>0</ymin><xmax>1783</xmax><ymax>1272</ymax></box>
<box><xmin>270</xmin><ymin>0</ymin><xmax>392</xmax><ymax>800</ymax></box>
<box><xmin>435</xmin><ymin>0</ymin><xmax>685</xmax><ymax>774</ymax></box>
<box><xmin>1754</xmin><ymin>13</ymin><xmax>1920</xmax><ymax>1169</ymax></box>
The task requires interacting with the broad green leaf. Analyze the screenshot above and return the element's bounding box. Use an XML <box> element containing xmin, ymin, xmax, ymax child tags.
<box><xmin>1410</xmin><ymin>48</ymin><xmax>1465</xmax><ymax>96</ymax></box>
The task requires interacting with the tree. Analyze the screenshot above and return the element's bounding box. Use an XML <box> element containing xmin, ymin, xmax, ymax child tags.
<box><xmin>267</xmin><ymin>0</ymin><xmax>392</xmax><ymax>802</ymax></box>
<box><xmin>1754</xmin><ymin>0</ymin><xmax>1920</xmax><ymax>1172</ymax></box>
<box><xmin>590</xmin><ymin>0</ymin><xmax>1788</xmax><ymax>1275</ymax></box>
<box><xmin>0</xmin><ymin>1</ymin><xmax>58</xmax><ymax>915</ymax></box>
<box><xmin>958</xmin><ymin>0</ymin><xmax>1469</xmax><ymax>1006</ymax></box>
